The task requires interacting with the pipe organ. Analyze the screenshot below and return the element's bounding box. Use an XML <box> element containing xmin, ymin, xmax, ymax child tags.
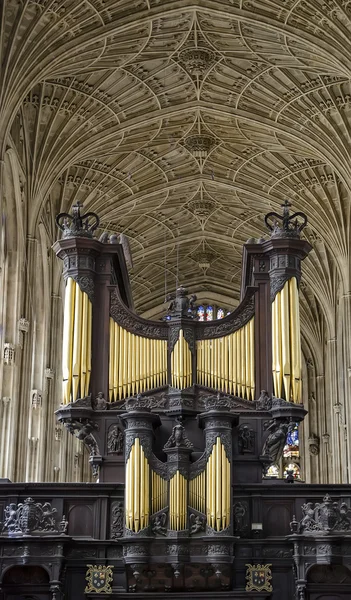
<box><xmin>54</xmin><ymin>200</ymin><xmax>312</xmax><ymax>594</ymax></box>
<box><xmin>56</xmin><ymin>201</ymin><xmax>309</xmax><ymax>407</ymax></box>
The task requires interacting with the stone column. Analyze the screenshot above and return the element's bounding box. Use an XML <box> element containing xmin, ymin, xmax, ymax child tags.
<box><xmin>326</xmin><ymin>337</ymin><xmax>341</xmax><ymax>483</ymax></box>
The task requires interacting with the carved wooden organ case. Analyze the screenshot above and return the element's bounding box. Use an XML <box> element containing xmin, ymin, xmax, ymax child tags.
<box><xmin>54</xmin><ymin>201</ymin><xmax>311</xmax><ymax>593</ymax></box>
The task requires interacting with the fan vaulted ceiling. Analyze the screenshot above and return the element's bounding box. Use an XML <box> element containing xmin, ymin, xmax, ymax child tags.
<box><xmin>1</xmin><ymin>0</ymin><xmax>350</xmax><ymax>322</ymax></box>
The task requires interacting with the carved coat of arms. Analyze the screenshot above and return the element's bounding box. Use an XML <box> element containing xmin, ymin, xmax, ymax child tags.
<box><xmin>85</xmin><ymin>564</ymin><xmax>114</xmax><ymax>593</ymax></box>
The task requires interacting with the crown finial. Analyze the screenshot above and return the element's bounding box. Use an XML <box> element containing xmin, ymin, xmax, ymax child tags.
<box><xmin>56</xmin><ymin>202</ymin><xmax>100</xmax><ymax>239</ymax></box>
<box><xmin>265</xmin><ymin>200</ymin><xmax>307</xmax><ymax>239</ymax></box>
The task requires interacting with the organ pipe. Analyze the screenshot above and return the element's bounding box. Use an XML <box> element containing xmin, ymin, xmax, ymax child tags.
<box><xmin>108</xmin><ymin>319</ymin><xmax>168</xmax><ymax>401</ymax></box>
<box><xmin>62</xmin><ymin>277</ymin><xmax>92</xmax><ymax>404</ymax></box>
<box><xmin>271</xmin><ymin>277</ymin><xmax>301</xmax><ymax>402</ymax></box>
<box><xmin>169</xmin><ymin>470</ymin><xmax>187</xmax><ymax>531</ymax></box>
<box><xmin>171</xmin><ymin>329</ymin><xmax>192</xmax><ymax>389</ymax></box>
<box><xmin>125</xmin><ymin>438</ymin><xmax>150</xmax><ymax>532</ymax></box>
<box><xmin>205</xmin><ymin>437</ymin><xmax>230</xmax><ymax>531</ymax></box>
<box><xmin>189</xmin><ymin>472</ymin><xmax>205</xmax><ymax>513</ymax></box>
<box><xmin>151</xmin><ymin>471</ymin><xmax>167</xmax><ymax>514</ymax></box>
<box><xmin>196</xmin><ymin>318</ymin><xmax>255</xmax><ymax>399</ymax></box>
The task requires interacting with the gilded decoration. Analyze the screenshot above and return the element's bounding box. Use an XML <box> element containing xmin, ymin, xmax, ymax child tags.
<box><xmin>245</xmin><ymin>564</ymin><xmax>273</xmax><ymax>592</ymax></box>
<box><xmin>85</xmin><ymin>565</ymin><xmax>114</xmax><ymax>594</ymax></box>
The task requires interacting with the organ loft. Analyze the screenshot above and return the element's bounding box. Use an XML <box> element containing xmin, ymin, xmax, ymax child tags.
<box><xmin>2</xmin><ymin>198</ymin><xmax>351</xmax><ymax>599</ymax></box>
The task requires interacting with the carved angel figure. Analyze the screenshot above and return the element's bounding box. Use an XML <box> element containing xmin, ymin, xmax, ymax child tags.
<box><xmin>190</xmin><ymin>513</ymin><xmax>205</xmax><ymax>534</ymax></box>
<box><xmin>151</xmin><ymin>512</ymin><xmax>167</xmax><ymax>536</ymax></box>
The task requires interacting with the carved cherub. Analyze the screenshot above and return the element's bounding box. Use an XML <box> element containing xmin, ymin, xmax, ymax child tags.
<box><xmin>151</xmin><ymin>512</ymin><xmax>167</xmax><ymax>536</ymax></box>
<box><xmin>190</xmin><ymin>513</ymin><xmax>205</xmax><ymax>534</ymax></box>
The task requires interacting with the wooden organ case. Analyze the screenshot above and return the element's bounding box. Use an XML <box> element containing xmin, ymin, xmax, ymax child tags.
<box><xmin>7</xmin><ymin>202</ymin><xmax>351</xmax><ymax>600</ymax></box>
<box><xmin>51</xmin><ymin>201</ymin><xmax>310</xmax><ymax>597</ymax></box>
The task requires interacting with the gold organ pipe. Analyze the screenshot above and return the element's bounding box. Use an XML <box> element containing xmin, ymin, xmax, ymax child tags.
<box><xmin>281</xmin><ymin>282</ymin><xmax>291</xmax><ymax>400</ymax></box>
<box><xmin>179</xmin><ymin>330</ymin><xmax>183</xmax><ymax>388</ymax></box>
<box><xmin>249</xmin><ymin>318</ymin><xmax>255</xmax><ymax>400</ymax></box>
<box><xmin>80</xmin><ymin>292</ymin><xmax>88</xmax><ymax>400</ymax></box>
<box><xmin>289</xmin><ymin>277</ymin><xmax>301</xmax><ymax>402</ymax></box>
<box><xmin>62</xmin><ymin>277</ymin><xmax>75</xmax><ymax>403</ymax></box>
<box><xmin>109</xmin><ymin>319</ymin><xmax>115</xmax><ymax>401</ymax></box>
<box><xmin>275</xmin><ymin>291</ymin><xmax>282</xmax><ymax>398</ymax></box>
<box><xmin>226</xmin><ymin>454</ymin><xmax>230</xmax><ymax>525</ymax></box>
<box><xmin>127</xmin><ymin>331</ymin><xmax>132</xmax><ymax>397</ymax></box>
<box><xmin>240</xmin><ymin>326</ymin><xmax>245</xmax><ymax>398</ymax></box>
<box><xmin>128</xmin><ymin>445</ymin><xmax>134</xmax><ymax>529</ymax></box>
<box><xmin>140</xmin><ymin>444</ymin><xmax>145</xmax><ymax>530</ymax></box>
<box><xmin>216</xmin><ymin>437</ymin><xmax>221</xmax><ymax>531</ymax></box>
<box><xmin>118</xmin><ymin>326</ymin><xmax>124</xmax><ymax>399</ymax></box>
<box><xmin>236</xmin><ymin>330</ymin><xmax>241</xmax><ymax>397</ymax></box>
<box><xmin>113</xmin><ymin>323</ymin><xmax>119</xmax><ymax>401</ymax></box>
<box><xmin>223</xmin><ymin>336</ymin><xmax>228</xmax><ymax>392</ymax></box>
<box><xmin>145</xmin><ymin>456</ymin><xmax>149</xmax><ymax>527</ymax></box>
<box><xmin>211</xmin><ymin>449</ymin><xmax>215</xmax><ymax>529</ymax></box>
<box><xmin>245</xmin><ymin>323</ymin><xmax>250</xmax><ymax>399</ymax></box>
<box><xmin>272</xmin><ymin>297</ymin><xmax>277</xmax><ymax>395</ymax></box>
<box><xmin>131</xmin><ymin>333</ymin><xmax>136</xmax><ymax>396</ymax></box>
<box><xmin>134</xmin><ymin>438</ymin><xmax>140</xmax><ymax>532</ymax></box>
<box><xmin>72</xmin><ymin>283</ymin><xmax>83</xmax><ymax>401</ymax></box>
<box><xmin>221</xmin><ymin>443</ymin><xmax>227</xmax><ymax>529</ymax></box>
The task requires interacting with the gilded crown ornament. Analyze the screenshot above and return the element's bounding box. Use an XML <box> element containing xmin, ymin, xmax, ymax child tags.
<box><xmin>56</xmin><ymin>201</ymin><xmax>100</xmax><ymax>239</ymax></box>
<box><xmin>265</xmin><ymin>200</ymin><xmax>307</xmax><ymax>239</ymax></box>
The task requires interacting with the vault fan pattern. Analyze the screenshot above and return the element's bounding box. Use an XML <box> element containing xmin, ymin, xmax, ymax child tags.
<box><xmin>2</xmin><ymin>0</ymin><xmax>350</xmax><ymax>320</ymax></box>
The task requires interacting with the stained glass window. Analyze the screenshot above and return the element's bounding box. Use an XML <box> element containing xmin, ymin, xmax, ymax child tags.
<box><xmin>197</xmin><ymin>305</ymin><xmax>205</xmax><ymax>322</ymax></box>
<box><xmin>266</xmin><ymin>464</ymin><xmax>279</xmax><ymax>478</ymax></box>
<box><xmin>283</xmin><ymin>423</ymin><xmax>299</xmax><ymax>458</ymax></box>
<box><xmin>283</xmin><ymin>463</ymin><xmax>300</xmax><ymax>480</ymax></box>
<box><xmin>206</xmin><ymin>305</ymin><xmax>213</xmax><ymax>321</ymax></box>
<box><xmin>217</xmin><ymin>308</ymin><xmax>225</xmax><ymax>320</ymax></box>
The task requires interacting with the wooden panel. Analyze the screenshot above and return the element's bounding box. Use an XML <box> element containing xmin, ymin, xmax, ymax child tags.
<box><xmin>66</xmin><ymin>503</ymin><xmax>94</xmax><ymax>537</ymax></box>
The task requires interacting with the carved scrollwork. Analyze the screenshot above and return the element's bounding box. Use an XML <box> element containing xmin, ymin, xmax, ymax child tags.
<box><xmin>110</xmin><ymin>288</ymin><xmax>168</xmax><ymax>339</ymax></box>
<box><xmin>270</xmin><ymin>274</ymin><xmax>291</xmax><ymax>300</ymax></box>
<box><xmin>196</xmin><ymin>291</ymin><xmax>255</xmax><ymax>339</ymax></box>
<box><xmin>169</xmin><ymin>326</ymin><xmax>181</xmax><ymax>352</ymax></box>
